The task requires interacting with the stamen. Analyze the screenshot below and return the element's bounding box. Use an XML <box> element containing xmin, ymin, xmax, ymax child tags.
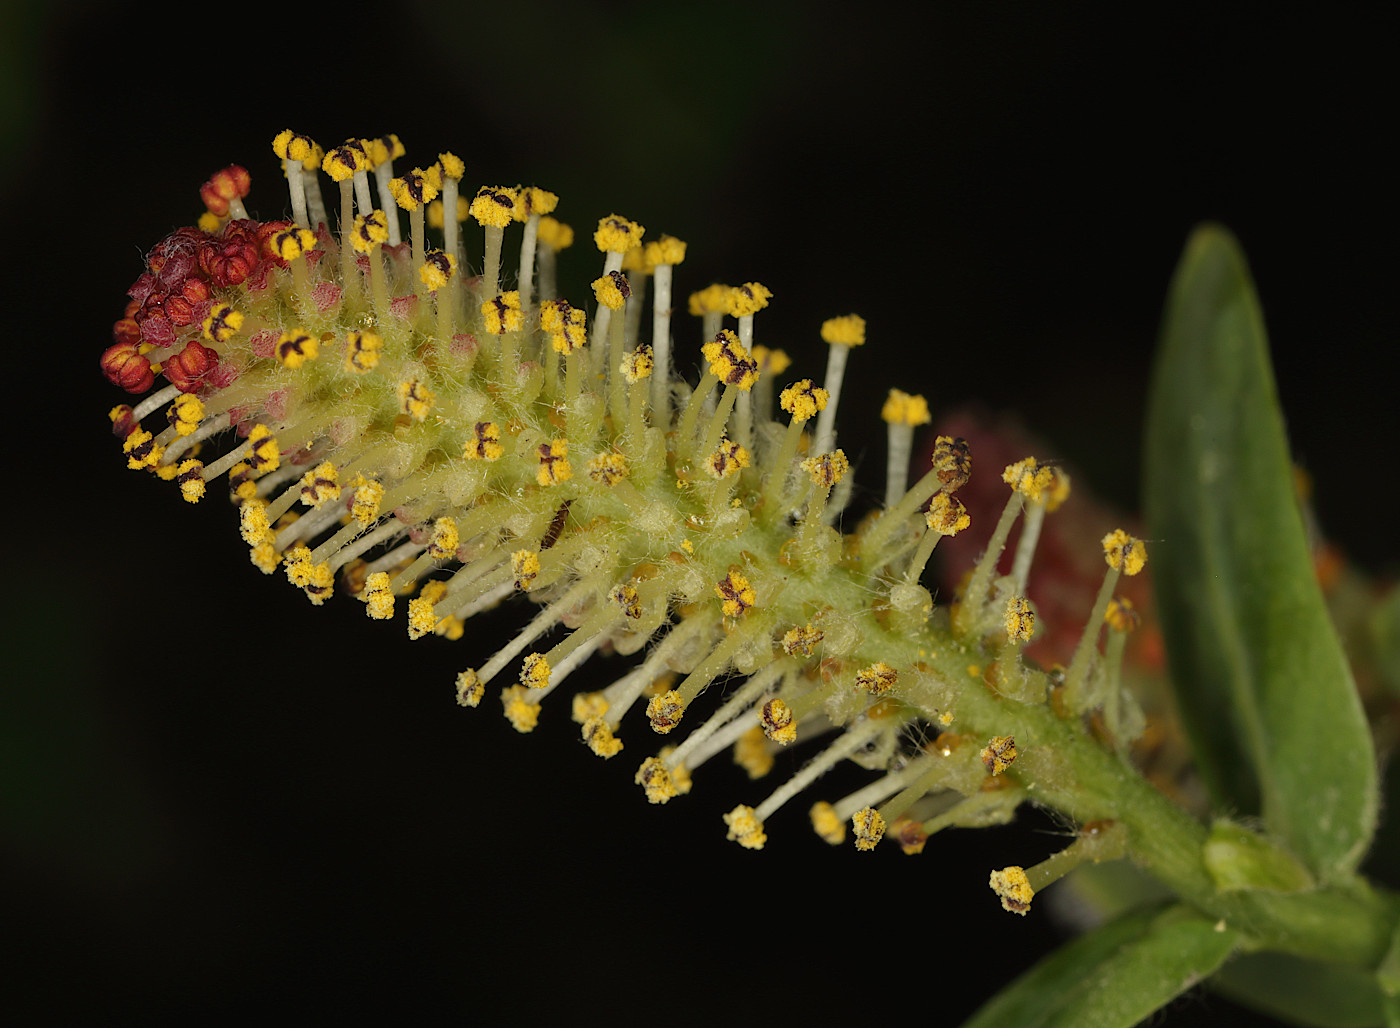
<box><xmin>881</xmin><ymin>390</ymin><xmax>932</xmax><ymax>508</ymax></box>
<box><xmin>589</xmin><ymin>215</ymin><xmax>645</xmax><ymax>374</ymax></box>
<box><xmin>950</xmin><ymin>457</ymin><xmax>1050</xmax><ymax>636</ymax></box>
<box><xmin>470</xmin><ymin>186</ymin><xmax>518</xmax><ymax>298</ymax></box>
<box><xmin>811</xmin><ymin>314</ymin><xmax>866</xmax><ymax>456</ymax></box>
<box><xmin>535</xmin><ymin>216</ymin><xmax>573</xmax><ymax>304</ymax></box>
<box><xmin>990</xmin><ymin>819</ymin><xmax>1128</xmax><ymax>915</ymax></box>
<box><xmin>272</xmin><ymin>130</ymin><xmax>319</xmax><ymax>228</ymax></box>
<box><xmin>1008</xmin><ymin>467</ymin><xmax>1071</xmax><ymax>596</ymax></box>
<box><xmin>513</xmin><ymin>186</ymin><xmax>558</xmax><ymax>311</ymax></box>
<box><xmin>368</xmin><ymin>135</ymin><xmax>407</xmax><ymax>245</ymax></box>
<box><xmin>644</xmin><ymin>235</ymin><xmax>687</xmax><ymax>422</ymax></box>
<box><xmin>1062</xmin><ymin>530</ymin><xmax>1148</xmax><ymax>712</ymax></box>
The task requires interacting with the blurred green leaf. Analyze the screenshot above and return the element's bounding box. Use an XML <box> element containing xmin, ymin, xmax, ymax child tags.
<box><xmin>1144</xmin><ymin>224</ymin><xmax>1378</xmax><ymax>877</ymax></box>
<box><xmin>1203</xmin><ymin>819</ymin><xmax>1316</xmax><ymax>893</ymax></box>
<box><xmin>1212</xmin><ymin>951</ymin><xmax>1387</xmax><ymax>1027</ymax></box>
<box><xmin>962</xmin><ymin>903</ymin><xmax>1239</xmax><ymax>1028</ymax></box>
<box><xmin>1372</xmin><ymin>587</ymin><xmax>1400</xmax><ymax>698</ymax></box>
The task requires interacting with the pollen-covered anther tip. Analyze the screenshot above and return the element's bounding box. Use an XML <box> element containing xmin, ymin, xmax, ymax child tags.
<box><xmin>1102</xmin><ymin>529</ymin><xmax>1147</xmax><ymax>576</ymax></box>
<box><xmin>646</xmin><ymin>690</ymin><xmax>685</xmax><ymax>734</ymax></box>
<box><xmin>612</xmin><ymin>583</ymin><xmax>643</xmax><ymax>620</ymax></box>
<box><xmin>635</xmin><ymin>756</ymin><xmax>678</xmax><ymax>804</ymax></box>
<box><xmin>456</xmin><ymin>669</ymin><xmax>484</xmax><ymax>708</ymax></box>
<box><xmin>621</xmin><ymin>346</ymin><xmax>654</xmax><ymax>383</ymax></box>
<box><xmin>571</xmin><ymin>691</ymin><xmax>609</xmax><ymax>723</ymax></box>
<box><xmin>1105</xmin><ymin>597</ymin><xmax>1140</xmax><ymax>633</ymax></box>
<box><xmin>759</xmin><ymin>699</ymin><xmax>797</xmax><ymax>744</ymax></box>
<box><xmin>802</xmin><ymin>450</ymin><xmax>849</xmax><ymax>489</ymax></box>
<box><xmin>854</xmin><ymin>662</ymin><xmax>897</xmax><ymax>696</ymax></box>
<box><xmin>521</xmin><ymin>653</ymin><xmax>551</xmax><ymax>690</ymax></box>
<box><xmin>779</xmin><ymin>379</ymin><xmax>829</xmax><ymax>422</ymax></box>
<box><xmin>1004</xmin><ymin>596</ymin><xmax>1036</xmax><ymax>643</ymax></box>
<box><xmin>351</xmin><ymin>211</ymin><xmax>389</xmax><ymax>253</ymax></box>
<box><xmin>363</xmin><ymin>571</ymin><xmax>395</xmax><ymax>620</ymax></box>
<box><xmin>782</xmin><ymin>623</ymin><xmax>824</xmax><ymax>657</ymax></box>
<box><xmin>202</xmin><ymin>303</ymin><xmax>243</xmax><ymax>343</ymax></box>
<box><xmin>464</xmin><ymin>421</ymin><xmax>504</xmax><ymax>462</ymax></box>
<box><xmin>588</xmin><ymin>451</ymin><xmax>629</xmax><ymax>486</ymax></box>
<box><xmin>704</xmin><ymin>438</ymin><xmax>751</xmax><ymax>480</ymax></box>
<box><xmin>594</xmin><ymin>215</ymin><xmax>645</xmax><ymax>253</ymax></box>
<box><xmin>536</xmin><ymin>439</ymin><xmax>573</xmax><ymax>486</ymax></box>
<box><xmin>581</xmin><ymin>716</ymin><xmax>624</xmax><ymax>759</ymax></box>
<box><xmin>407</xmin><ymin>596</ymin><xmax>440</xmax><ymax>640</ymax></box>
<box><xmin>345</xmin><ymin>330</ymin><xmax>383</xmax><ymax>373</ymax></box>
<box><xmin>810</xmin><ymin>801</ymin><xmax>846</xmax><ymax>845</ymax></box>
<box><xmin>726</xmin><ymin>281</ymin><xmax>772</xmax><ymax>317</ymax></box>
<box><xmin>990</xmin><ymin>866</ymin><xmax>1034</xmax><ymax>915</ymax></box>
<box><xmin>715</xmin><ymin>568</ymin><xmax>757</xmax><ymax>618</ymax></box>
<box><xmin>981</xmin><ymin>735</ymin><xmax>1018</xmax><ymax>776</ymax></box>
<box><xmin>723</xmin><ymin>805</ymin><xmax>767</xmax><ymax>850</ymax></box>
<box><xmin>397</xmin><ymin>377</ymin><xmax>436</xmax><ymax>422</ymax></box>
<box><xmin>176</xmin><ymin>460</ymin><xmax>205</xmax><ymax>503</ymax></box>
<box><xmin>501</xmin><ymin>684</ymin><xmax>542</xmax><ymax>733</ymax></box>
<box><xmin>820</xmin><ymin>313</ymin><xmax>866</xmax><ymax>347</ymax></box>
<box><xmin>591</xmin><ymin>270</ymin><xmax>631</xmax><ymax>310</ymax></box>
<box><xmin>277</xmin><ymin>329</ymin><xmax>318</xmax><ymax>369</ymax></box>
<box><xmin>1002</xmin><ymin>457</ymin><xmax>1054</xmax><ymax>502</ymax></box>
<box><xmin>512</xmin><ymin>550</ymin><xmax>541</xmax><ymax>590</ymax></box>
<box><xmin>932</xmin><ymin>436</ymin><xmax>972</xmax><ymax>491</ymax></box>
<box><xmin>299</xmin><ymin>462</ymin><xmax>340</xmax><ymax>507</ymax></box>
<box><xmin>881</xmin><ymin>389</ymin><xmax>931</xmax><ymax>427</ymax></box>
<box><xmin>852</xmin><ymin>807</ymin><xmax>887</xmax><ymax>851</ymax></box>
<box><xmin>643</xmin><ymin>234</ymin><xmax>686</xmax><ymax>266</ymax></box>
<box><xmin>925</xmin><ymin>492</ymin><xmax>971</xmax><ymax>536</ymax></box>
<box><xmin>167</xmin><ymin>393</ymin><xmax>204</xmax><ymax>437</ymax></box>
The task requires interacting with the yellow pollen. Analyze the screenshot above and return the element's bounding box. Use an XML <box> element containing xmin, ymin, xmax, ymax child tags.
<box><xmin>167</xmin><ymin>393</ymin><xmax>204</xmax><ymax>436</ymax></box>
<box><xmin>418</xmin><ymin>250</ymin><xmax>456</xmax><ymax>291</ymax></box>
<box><xmin>513</xmin><ymin>186</ymin><xmax>558</xmax><ymax>219</ymax></box>
<box><xmin>536</xmin><ymin>216</ymin><xmax>573</xmax><ymax>250</ymax></box>
<box><xmin>635</xmin><ymin>756</ymin><xmax>678</xmax><ymax>804</ymax></box>
<box><xmin>345</xmin><ymin>330</ymin><xmax>383</xmax><ymax>373</ymax></box>
<box><xmin>481</xmin><ymin>292</ymin><xmax>524</xmax><ymax>334</ymax></box>
<box><xmin>643</xmin><ymin>235</ymin><xmax>687</xmax><ymax>266</ymax></box>
<box><xmin>704</xmin><ymin>438</ymin><xmax>751</xmax><ymax>480</ymax></box>
<box><xmin>592</xmin><ymin>271</ymin><xmax>631</xmax><ymax>310</ymax></box>
<box><xmin>469</xmin><ymin>186</ymin><xmax>518</xmax><ymax>228</ymax></box>
<box><xmin>801</xmin><ymin>449</ymin><xmax>850</xmax><ymax>488</ymax></box>
<box><xmin>723</xmin><ymin>805</ymin><xmax>767</xmax><ymax>850</ymax></box>
<box><xmin>716</xmin><ymin>568</ymin><xmax>757</xmax><ymax>618</ymax></box>
<box><xmin>725</xmin><ymin>282</ymin><xmax>772</xmax><ymax>317</ymax></box>
<box><xmin>407</xmin><ymin>596</ymin><xmax>439</xmax><ymax>640</ymax></box>
<box><xmin>734</xmin><ymin>725</ymin><xmax>774</xmax><ymax>779</ymax></box>
<box><xmin>782</xmin><ymin>623</ymin><xmax>823</xmax><ymax>657</ymax></box>
<box><xmin>881</xmin><ymin>389</ymin><xmax>931</xmax><ymax>427</ymax></box>
<box><xmin>990</xmin><ymin>866</ymin><xmax>1034</xmax><ymax>915</ymax></box>
<box><xmin>352</xmin><ymin>211</ymin><xmax>390</xmax><ymax>253</ymax></box>
<box><xmin>925</xmin><ymin>492</ymin><xmax>970</xmax><ymax>536</ymax></box>
<box><xmin>1004</xmin><ymin>596</ymin><xmax>1036</xmax><ymax>642</ymax></box>
<box><xmin>1105</xmin><ymin>597</ymin><xmax>1140</xmax><ymax>633</ymax></box>
<box><xmin>855</xmin><ymin>662</ymin><xmax>897</xmax><ymax>695</ymax></box>
<box><xmin>646</xmin><ymin>690</ymin><xmax>685</xmax><ymax>734</ymax></box>
<box><xmin>572</xmin><ymin>692</ymin><xmax>610</xmax><ymax>723</ymax></box>
<box><xmin>364</xmin><ymin>572</ymin><xmax>395</xmax><ymax>620</ymax></box>
<box><xmin>521</xmin><ymin>653</ymin><xmax>552</xmax><ymax>689</ymax></box>
<box><xmin>277</xmin><ymin>329</ymin><xmax>318</xmax><ymax>369</ymax></box>
<box><xmin>981</xmin><ymin>735</ymin><xmax>1018</xmax><ymax>776</ymax></box>
<box><xmin>501</xmin><ymin>684</ymin><xmax>542</xmax><ymax>733</ymax></box>
<box><xmin>299</xmin><ymin>461</ymin><xmax>340</xmax><ymax>507</ymax></box>
<box><xmin>688</xmin><ymin>283</ymin><xmax>730</xmax><ymax>316</ymax></box>
<box><xmin>587</xmin><ymin>452</ymin><xmax>629</xmax><ymax>486</ymax></box>
<box><xmin>1002</xmin><ymin>457</ymin><xmax>1055</xmax><ymax>502</ymax></box>
<box><xmin>202</xmin><ymin>303</ymin><xmax>243</xmax><ymax>343</ymax></box>
<box><xmin>779</xmin><ymin>379</ymin><xmax>829</xmax><ymax>422</ymax></box>
<box><xmin>456</xmin><ymin>669</ymin><xmax>484</xmax><ymax>707</ymax></box>
<box><xmin>437</xmin><ymin>150</ymin><xmax>464</xmax><ymax>179</ymax></box>
<box><xmin>810</xmin><ymin>801</ymin><xmax>846</xmax><ymax>845</ymax></box>
<box><xmin>621</xmin><ymin>346</ymin><xmax>654</xmax><ymax>383</ymax></box>
<box><xmin>581</xmin><ymin>716</ymin><xmax>624</xmax><ymax>759</ymax></box>
<box><xmin>389</xmin><ymin>168</ymin><xmax>440</xmax><ymax>210</ymax></box>
<box><xmin>271</xmin><ymin>226</ymin><xmax>317</xmax><ymax>261</ymax></box>
<box><xmin>753</xmin><ymin>345</ymin><xmax>792</xmax><ymax>376</ymax></box>
<box><xmin>465</xmin><ymin>421</ymin><xmax>505</xmax><ymax>461</ymax></box>
<box><xmin>397</xmin><ymin>377</ymin><xmax>436</xmax><ymax>421</ymax></box>
<box><xmin>758</xmin><ymin>698</ymin><xmax>796</xmax><ymax>744</ymax></box>
<box><xmin>593</xmin><ymin>214</ymin><xmax>645</xmax><ymax>253</ymax></box>
<box><xmin>933</xmin><ymin>436</ymin><xmax>973</xmax><ymax>491</ymax></box>
<box><xmin>852</xmin><ymin>807</ymin><xmax>887</xmax><ymax>851</ymax></box>
<box><xmin>428</xmin><ymin>517</ymin><xmax>459</xmax><ymax>560</ymax></box>
<box><xmin>1102</xmin><ymin>529</ymin><xmax>1148</xmax><ymax>575</ymax></box>
<box><xmin>273</xmin><ymin>129</ymin><xmax>319</xmax><ymax>166</ymax></box>
<box><xmin>176</xmin><ymin>460</ymin><xmax>205</xmax><ymax>503</ymax></box>
<box><xmin>351</xmin><ymin>480</ymin><xmax>384</xmax><ymax>524</ymax></box>
<box><xmin>820</xmin><ymin>314</ymin><xmax>866</xmax><ymax>346</ymax></box>
<box><xmin>246</xmin><ymin>425</ymin><xmax>280</xmax><ymax>474</ymax></box>
<box><xmin>536</xmin><ymin>440</ymin><xmax>572</xmax><ymax>486</ymax></box>
<box><xmin>701</xmin><ymin>330</ymin><xmax>759</xmax><ymax>389</ymax></box>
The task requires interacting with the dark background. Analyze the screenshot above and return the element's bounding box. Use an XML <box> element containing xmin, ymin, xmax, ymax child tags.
<box><xmin>3</xmin><ymin>2</ymin><xmax>1394</xmax><ymax>1024</ymax></box>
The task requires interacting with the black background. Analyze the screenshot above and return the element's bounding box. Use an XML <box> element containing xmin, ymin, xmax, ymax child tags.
<box><xmin>3</xmin><ymin>2</ymin><xmax>1395</xmax><ymax>1024</ymax></box>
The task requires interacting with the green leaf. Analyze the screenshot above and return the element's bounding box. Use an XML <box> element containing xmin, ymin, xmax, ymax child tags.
<box><xmin>1203</xmin><ymin>819</ymin><xmax>1316</xmax><ymax>893</ymax></box>
<box><xmin>961</xmin><ymin>904</ymin><xmax>1239</xmax><ymax>1028</ymax></box>
<box><xmin>1213</xmin><ymin>952</ymin><xmax>1387</xmax><ymax>1027</ymax></box>
<box><xmin>1143</xmin><ymin>224</ymin><xmax>1378</xmax><ymax>877</ymax></box>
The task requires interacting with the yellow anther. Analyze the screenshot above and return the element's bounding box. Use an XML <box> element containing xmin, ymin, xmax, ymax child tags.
<box><xmin>351</xmin><ymin>480</ymin><xmax>384</xmax><ymax>524</ymax></box>
<box><xmin>810</xmin><ymin>801</ymin><xmax>846</xmax><ymax>845</ymax></box>
<box><xmin>303</xmin><ymin>561</ymin><xmax>334</xmax><ymax>606</ymax></box>
<box><xmin>419</xmin><ymin>249</ymin><xmax>456</xmax><ymax>291</ymax></box>
<box><xmin>782</xmin><ymin>623</ymin><xmax>823</xmax><ymax>657</ymax></box>
<box><xmin>407</xmin><ymin>596</ymin><xmax>439</xmax><ymax>640</ymax></box>
<box><xmin>716</xmin><ymin>568</ymin><xmax>757</xmax><ymax>618</ymax></box>
<box><xmin>481</xmin><ymin>292</ymin><xmax>524</xmax><ymax>334</ymax></box>
<box><xmin>759</xmin><ymin>698</ymin><xmax>796</xmax><ymax>744</ymax></box>
<box><xmin>990</xmin><ymin>866</ymin><xmax>1034</xmax><ymax>915</ymax></box>
<box><xmin>752</xmin><ymin>345</ymin><xmax>792</xmax><ymax>376</ymax></box>
<box><xmin>469</xmin><ymin>186</ymin><xmax>518</xmax><ymax>228</ymax></box>
<box><xmin>881</xmin><ymin>389</ymin><xmax>931</xmax><ymax>427</ymax></box>
<box><xmin>646</xmin><ymin>690</ymin><xmax>685</xmax><ymax>734</ymax></box>
<box><xmin>820</xmin><ymin>313</ymin><xmax>866</xmax><ymax>346</ymax></box>
<box><xmin>512</xmin><ymin>550</ymin><xmax>541</xmax><ymax>590</ymax></box>
<box><xmin>643</xmin><ymin>234</ymin><xmax>687</xmax><ymax>266</ymax></box>
<box><xmin>351</xmin><ymin>210</ymin><xmax>390</xmax><ymax>253</ymax></box>
<box><xmin>734</xmin><ymin>725</ymin><xmax>774</xmax><ymax>779</ymax></box>
<box><xmin>621</xmin><ymin>345</ymin><xmax>654</xmax><ymax>383</ymax></box>
<box><xmin>456</xmin><ymin>669</ymin><xmax>484</xmax><ymax>708</ymax></box>
<box><xmin>688</xmin><ymin>283</ymin><xmax>730</xmax><ymax>316</ymax></box>
<box><xmin>388</xmin><ymin>168</ymin><xmax>439</xmax><ymax>210</ymax></box>
<box><xmin>271</xmin><ymin>226</ymin><xmax>317</xmax><ymax>261</ymax></box>
<box><xmin>167</xmin><ymin>393</ymin><xmax>204</xmax><ymax>436</ymax></box>
<box><xmin>981</xmin><ymin>735</ymin><xmax>1018</xmax><ymax>776</ymax></box>
<box><xmin>723</xmin><ymin>805</ymin><xmax>768</xmax><ymax>850</ymax></box>
<box><xmin>397</xmin><ymin>377</ymin><xmax>435</xmax><ymax>421</ymax></box>
<box><xmin>513</xmin><ymin>185</ymin><xmax>558</xmax><ymax>219</ymax></box>
<box><xmin>925</xmin><ymin>492</ymin><xmax>970</xmax><ymax>537</ymax></box>
<box><xmin>464</xmin><ymin>421</ymin><xmax>505</xmax><ymax>462</ymax></box>
<box><xmin>593</xmin><ymin>214</ymin><xmax>645</xmax><ymax>253</ymax></box>
<box><xmin>536</xmin><ymin>439</ymin><xmax>572</xmax><ymax>486</ymax></box>
<box><xmin>363</xmin><ymin>571</ymin><xmax>395</xmax><ymax>620</ymax></box>
<box><xmin>299</xmin><ymin>461</ymin><xmax>340</xmax><ymax>507</ymax></box>
<box><xmin>1102</xmin><ymin>529</ymin><xmax>1147</xmax><ymax>576</ymax></box>
<box><xmin>620</xmin><ymin>245</ymin><xmax>651</xmax><ymax>274</ymax></box>
<box><xmin>572</xmin><ymin>692</ymin><xmax>610</xmax><ymax>723</ymax></box>
<box><xmin>436</xmin><ymin>616</ymin><xmax>465</xmax><ymax>641</ymax></box>
<box><xmin>536</xmin><ymin>216</ymin><xmax>573</xmax><ymax>250</ymax></box>
<box><xmin>855</xmin><ymin>661</ymin><xmax>897</xmax><ymax>695</ymax></box>
<box><xmin>587</xmin><ymin>451</ymin><xmax>629</xmax><ymax>486</ymax></box>
<box><xmin>1004</xmin><ymin>596</ymin><xmax>1036</xmax><ymax>642</ymax></box>
<box><xmin>779</xmin><ymin>379</ymin><xmax>829</xmax><ymax>422</ymax></box>
<box><xmin>246</xmin><ymin>425</ymin><xmax>280</xmax><ymax>474</ymax></box>
<box><xmin>239</xmin><ymin>499</ymin><xmax>274</xmax><ymax>545</ymax></box>
<box><xmin>701</xmin><ymin>329</ymin><xmax>759</xmax><ymax>389</ymax></box>
<box><xmin>540</xmin><ymin>299</ymin><xmax>587</xmax><ymax>353</ymax></box>
<box><xmin>283</xmin><ymin>545</ymin><xmax>314</xmax><ymax>587</ymax></box>
<box><xmin>427</xmin><ymin>197</ymin><xmax>469</xmax><ymax>229</ymax></box>
<box><xmin>932</xmin><ymin>435</ymin><xmax>973</xmax><ymax>492</ymax></box>
<box><xmin>521</xmin><ymin>653</ymin><xmax>551</xmax><ymax>689</ymax></box>
<box><xmin>437</xmin><ymin>150</ymin><xmax>464</xmax><ymax>179</ymax></box>
<box><xmin>704</xmin><ymin>438</ymin><xmax>751</xmax><ymax>480</ymax></box>
<box><xmin>154</xmin><ymin>460</ymin><xmax>180</xmax><ymax>482</ymax></box>
<box><xmin>1105</xmin><ymin>597</ymin><xmax>1140</xmax><ymax>633</ymax></box>
<box><xmin>273</xmin><ymin>129</ymin><xmax>320</xmax><ymax>166</ymax></box>
<box><xmin>502</xmin><ymin>684</ymin><xmax>542</xmax><ymax>733</ymax></box>
<box><xmin>592</xmin><ymin>270</ymin><xmax>632</xmax><ymax>310</ymax></box>
<box><xmin>228</xmin><ymin>463</ymin><xmax>257</xmax><ymax>503</ymax></box>
<box><xmin>363</xmin><ymin>134</ymin><xmax>403</xmax><ymax>168</ymax></box>
<box><xmin>725</xmin><ymin>282</ymin><xmax>772</xmax><ymax>317</ymax></box>
<box><xmin>635</xmin><ymin>756</ymin><xmax>678</xmax><ymax>804</ymax></box>
<box><xmin>345</xmin><ymin>330</ymin><xmax>383</xmax><ymax>373</ymax></box>
<box><xmin>322</xmin><ymin>143</ymin><xmax>368</xmax><ymax>182</ymax></box>
<box><xmin>1043</xmin><ymin>468</ymin><xmax>1072</xmax><ymax>512</ymax></box>
<box><xmin>197</xmin><ymin>211</ymin><xmax>221</xmax><ymax>233</ymax></box>
<box><xmin>249</xmin><ymin>541</ymin><xmax>280</xmax><ymax>574</ymax></box>
<box><xmin>277</xmin><ymin>329</ymin><xmax>317</xmax><ymax>369</ymax></box>
<box><xmin>1002</xmin><ymin>457</ymin><xmax>1055</xmax><ymax>502</ymax></box>
<box><xmin>428</xmin><ymin>517</ymin><xmax>459</xmax><ymax>560</ymax></box>
<box><xmin>852</xmin><ymin>807</ymin><xmax>887</xmax><ymax>851</ymax></box>
<box><xmin>176</xmin><ymin>459</ymin><xmax>205</xmax><ymax>503</ymax></box>
<box><xmin>801</xmin><ymin>449</ymin><xmax>850</xmax><ymax>488</ymax></box>
<box><xmin>582</xmin><ymin>716</ymin><xmax>624</xmax><ymax>758</ymax></box>
<box><xmin>202</xmin><ymin>302</ymin><xmax>243</xmax><ymax>343</ymax></box>
<box><xmin>420</xmin><ymin>580</ymin><xmax>449</xmax><ymax>606</ymax></box>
